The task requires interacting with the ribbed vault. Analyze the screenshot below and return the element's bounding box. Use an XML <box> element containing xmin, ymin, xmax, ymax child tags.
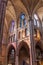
<box><xmin>3</xmin><ymin>0</ymin><xmax>43</xmax><ymax>45</ymax></box>
<box><xmin>4</xmin><ymin>0</ymin><xmax>43</xmax><ymax>30</ymax></box>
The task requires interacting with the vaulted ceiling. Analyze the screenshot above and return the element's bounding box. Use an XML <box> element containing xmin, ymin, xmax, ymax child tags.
<box><xmin>5</xmin><ymin>0</ymin><xmax>43</xmax><ymax>31</ymax></box>
<box><xmin>3</xmin><ymin>0</ymin><xmax>43</xmax><ymax>47</ymax></box>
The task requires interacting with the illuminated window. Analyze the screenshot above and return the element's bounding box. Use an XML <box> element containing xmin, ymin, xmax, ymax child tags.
<box><xmin>23</xmin><ymin>19</ymin><xmax>26</xmax><ymax>26</ymax></box>
<box><xmin>34</xmin><ymin>14</ymin><xmax>40</xmax><ymax>27</ymax></box>
<box><xmin>20</xmin><ymin>13</ymin><xmax>26</xmax><ymax>27</ymax></box>
<box><xmin>34</xmin><ymin>14</ymin><xmax>38</xmax><ymax>20</ymax></box>
<box><xmin>37</xmin><ymin>20</ymin><xmax>40</xmax><ymax>27</ymax></box>
<box><xmin>20</xmin><ymin>19</ymin><xmax>22</xmax><ymax>27</ymax></box>
<box><xmin>9</xmin><ymin>20</ymin><xmax>16</xmax><ymax>43</ymax></box>
<box><xmin>9</xmin><ymin>20</ymin><xmax>15</xmax><ymax>33</ymax></box>
<box><xmin>20</xmin><ymin>14</ymin><xmax>25</xmax><ymax>20</ymax></box>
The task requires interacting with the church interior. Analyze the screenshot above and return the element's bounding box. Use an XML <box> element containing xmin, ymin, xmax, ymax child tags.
<box><xmin>0</xmin><ymin>0</ymin><xmax>43</xmax><ymax>65</ymax></box>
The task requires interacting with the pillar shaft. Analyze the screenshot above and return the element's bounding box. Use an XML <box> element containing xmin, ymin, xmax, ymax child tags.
<box><xmin>29</xmin><ymin>16</ymin><xmax>37</xmax><ymax>65</ymax></box>
<box><xmin>0</xmin><ymin>0</ymin><xmax>7</xmax><ymax>65</ymax></box>
<box><xmin>15</xmin><ymin>55</ymin><xmax>19</xmax><ymax>65</ymax></box>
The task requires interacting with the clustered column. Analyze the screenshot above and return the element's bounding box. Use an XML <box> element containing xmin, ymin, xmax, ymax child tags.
<box><xmin>29</xmin><ymin>16</ymin><xmax>37</xmax><ymax>65</ymax></box>
<box><xmin>0</xmin><ymin>0</ymin><xmax>7</xmax><ymax>65</ymax></box>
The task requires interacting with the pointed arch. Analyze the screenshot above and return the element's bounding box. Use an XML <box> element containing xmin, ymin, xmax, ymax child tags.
<box><xmin>18</xmin><ymin>40</ymin><xmax>30</xmax><ymax>56</ymax></box>
<box><xmin>7</xmin><ymin>43</ymin><xmax>16</xmax><ymax>65</ymax></box>
<box><xmin>17</xmin><ymin>40</ymin><xmax>30</xmax><ymax>65</ymax></box>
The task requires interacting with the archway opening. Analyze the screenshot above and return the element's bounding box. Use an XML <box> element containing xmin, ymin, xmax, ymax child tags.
<box><xmin>7</xmin><ymin>45</ymin><xmax>16</xmax><ymax>65</ymax></box>
<box><xmin>18</xmin><ymin>41</ymin><xmax>30</xmax><ymax>65</ymax></box>
<box><xmin>35</xmin><ymin>43</ymin><xmax>43</xmax><ymax>65</ymax></box>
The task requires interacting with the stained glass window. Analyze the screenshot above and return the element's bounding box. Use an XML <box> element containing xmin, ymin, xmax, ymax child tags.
<box><xmin>37</xmin><ymin>20</ymin><xmax>40</xmax><ymax>27</ymax></box>
<box><xmin>34</xmin><ymin>14</ymin><xmax>38</xmax><ymax>20</ymax></box>
<box><xmin>23</xmin><ymin>19</ymin><xmax>26</xmax><ymax>26</ymax></box>
<box><xmin>20</xmin><ymin>19</ymin><xmax>22</xmax><ymax>27</ymax></box>
<box><xmin>9</xmin><ymin>20</ymin><xmax>16</xmax><ymax>43</ymax></box>
<box><xmin>20</xmin><ymin>13</ymin><xmax>25</xmax><ymax>20</ymax></box>
<box><xmin>20</xmin><ymin>13</ymin><xmax>26</xmax><ymax>27</ymax></box>
<box><xmin>9</xmin><ymin>20</ymin><xmax>15</xmax><ymax>33</ymax></box>
<box><xmin>34</xmin><ymin>14</ymin><xmax>40</xmax><ymax>27</ymax></box>
<box><xmin>11</xmin><ymin>20</ymin><xmax>15</xmax><ymax>32</ymax></box>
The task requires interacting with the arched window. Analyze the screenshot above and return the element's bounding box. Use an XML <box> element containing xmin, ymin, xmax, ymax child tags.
<box><xmin>34</xmin><ymin>19</ymin><xmax>37</xmax><ymax>26</ymax></box>
<box><xmin>9</xmin><ymin>20</ymin><xmax>16</xmax><ymax>43</ymax></box>
<box><xmin>9</xmin><ymin>20</ymin><xmax>15</xmax><ymax>33</ymax></box>
<box><xmin>34</xmin><ymin>14</ymin><xmax>40</xmax><ymax>27</ymax></box>
<box><xmin>20</xmin><ymin>13</ymin><xmax>26</xmax><ymax>27</ymax></box>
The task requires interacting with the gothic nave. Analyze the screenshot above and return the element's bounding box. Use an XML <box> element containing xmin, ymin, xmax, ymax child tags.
<box><xmin>0</xmin><ymin>0</ymin><xmax>43</xmax><ymax>65</ymax></box>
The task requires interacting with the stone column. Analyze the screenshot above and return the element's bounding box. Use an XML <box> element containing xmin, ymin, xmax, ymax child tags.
<box><xmin>29</xmin><ymin>16</ymin><xmax>37</xmax><ymax>65</ymax></box>
<box><xmin>0</xmin><ymin>0</ymin><xmax>7</xmax><ymax>65</ymax></box>
<box><xmin>15</xmin><ymin>45</ymin><xmax>19</xmax><ymax>65</ymax></box>
<box><xmin>29</xmin><ymin>45</ymin><xmax>32</xmax><ymax>65</ymax></box>
<box><xmin>0</xmin><ymin>0</ymin><xmax>7</xmax><ymax>43</ymax></box>
<box><xmin>15</xmin><ymin>55</ymin><xmax>19</xmax><ymax>65</ymax></box>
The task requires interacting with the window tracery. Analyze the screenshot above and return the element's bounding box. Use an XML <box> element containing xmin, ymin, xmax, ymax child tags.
<box><xmin>9</xmin><ymin>20</ymin><xmax>16</xmax><ymax>43</ymax></box>
<box><xmin>34</xmin><ymin>14</ymin><xmax>40</xmax><ymax>27</ymax></box>
<box><xmin>20</xmin><ymin>13</ymin><xmax>27</xmax><ymax>28</ymax></box>
<box><xmin>18</xmin><ymin>13</ymin><xmax>30</xmax><ymax>39</ymax></box>
<box><xmin>33</xmin><ymin>14</ymin><xmax>41</xmax><ymax>41</ymax></box>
